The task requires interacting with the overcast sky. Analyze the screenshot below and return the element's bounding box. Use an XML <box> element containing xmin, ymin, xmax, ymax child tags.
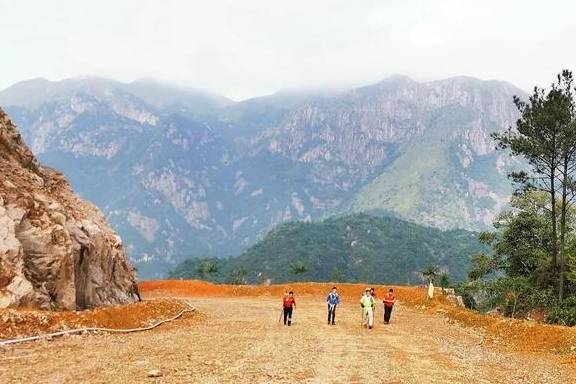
<box><xmin>1</xmin><ymin>0</ymin><xmax>575</xmax><ymax>100</ymax></box>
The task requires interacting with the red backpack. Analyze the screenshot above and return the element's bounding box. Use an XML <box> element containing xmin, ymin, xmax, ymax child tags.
<box><xmin>383</xmin><ymin>292</ymin><xmax>395</xmax><ymax>307</ymax></box>
<box><xmin>283</xmin><ymin>297</ymin><xmax>295</xmax><ymax>308</ymax></box>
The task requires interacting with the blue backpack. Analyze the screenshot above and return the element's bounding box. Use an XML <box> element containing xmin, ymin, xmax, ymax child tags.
<box><xmin>327</xmin><ymin>292</ymin><xmax>340</xmax><ymax>306</ymax></box>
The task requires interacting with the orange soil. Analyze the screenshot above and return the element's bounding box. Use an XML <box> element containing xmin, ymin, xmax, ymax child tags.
<box><xmin>5</xmin><ymin>296</ymin><xmax>573</xmax><ymax>383</ymax></box>
<box><xmin>140</xmin><ymin>280</ymin><xmax>576</xmax><ymax>356</ymax></box>
<box><xmin>2</xmin><ymin>279</ymin><xmax>576</xmax><ymax>359</ymax></box>
<box><xmin>2</xmin><ymin>280</ymin><xmax>576</xmax><ymax>383</ymax></box>
<box><xmin>0</xmin><ymin>298</ymin><xmax>194</xmax><ymax>340</ymax></box>
<box><xmin>139</xmin><ymin>280</ymin><xmax>431</xmax><ymax>304</ymax></box>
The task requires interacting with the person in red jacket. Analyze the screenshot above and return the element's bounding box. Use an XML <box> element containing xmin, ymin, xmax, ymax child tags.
<box><xmin>282</xmin><ymin>291</ymin><xmax>296</xmax><ymax>326</ymax></box>
<box><xmin>383</xmin><ymin>288</ymin><xmax>396</xmax><ymax>324</ymax></box>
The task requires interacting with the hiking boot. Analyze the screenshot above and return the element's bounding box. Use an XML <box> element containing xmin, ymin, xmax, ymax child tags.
<box><xmin>331</xmin><ymin>322</ymin><xmax>335</xmax><ymax>325</ymax></box>
<box><xmin>368</xmin><ymin>326</ymin><xmax>373</xmax><ymax>329</ymax></box>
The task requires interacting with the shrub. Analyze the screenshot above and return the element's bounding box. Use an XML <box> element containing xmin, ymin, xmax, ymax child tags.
<box><xmin>455</xmin><ymin>280</ymin><xmax>490</xmax><ymax>311</ymax></box>
<box><xmin>227</xmin><ymin>267</ymin><xmax>247</xmax><ymax>285</ymax></box>
<box><xmin>547</xmin><ymin>297</ymin><xmax>576</xmax><ymax>326</ymax></box>
<box><xmin>457</xmin><ymin>278</ymin><xmax>556</xmax><ymax>317</ymax></box>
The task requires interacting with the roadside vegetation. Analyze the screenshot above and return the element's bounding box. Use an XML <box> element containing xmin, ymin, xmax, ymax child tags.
<box><xmin>459</xmin><ymin>70</ymin><xmax>576</xmax><ymax>326</ymax></box>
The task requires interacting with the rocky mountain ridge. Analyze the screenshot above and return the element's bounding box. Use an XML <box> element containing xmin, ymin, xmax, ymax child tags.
<box><xmin>0</xmin><ymin>76</ymin><xmax>525</xmax><ymax>277</ymax></box>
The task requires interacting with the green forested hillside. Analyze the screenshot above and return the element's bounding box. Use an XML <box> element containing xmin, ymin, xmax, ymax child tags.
<box><xmin>170</xmin><ymin>214</ymin><xmax>485</xmax><ymax>284</ymax></box>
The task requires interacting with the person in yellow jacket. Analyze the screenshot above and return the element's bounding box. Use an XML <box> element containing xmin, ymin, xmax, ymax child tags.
<box><xmin>360</xmin><ymin>288</ymin><xmax>375</xmax><ymax>329</ymax></box>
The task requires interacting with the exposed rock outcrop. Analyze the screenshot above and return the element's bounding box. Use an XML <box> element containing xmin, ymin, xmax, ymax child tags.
<box><xmin>0</xmin><ymin>108</ymin><xmax>139</xmax><ymax>310</ymax></box>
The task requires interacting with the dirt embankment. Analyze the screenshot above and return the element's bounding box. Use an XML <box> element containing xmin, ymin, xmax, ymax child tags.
<box><xmin>0</xmin><ymin>299</ymin><xmax>195</xmax><ymax>340</ymax></box>
<box><xmin>139</xmin><ymin>280</ymin><xmax>431</xmax><ymax>304</ymax></box>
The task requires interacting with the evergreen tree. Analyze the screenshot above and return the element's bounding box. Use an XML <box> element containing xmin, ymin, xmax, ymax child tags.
<box><xmin>555</xmin><ymin>71</ymin><xmax>576</xmax><ymax>301</ymax></box>
<box><xmin>493</xmin><ymin>70</ymin><xmax>576</xmax><ymax>301</ymax></box>
<box><xmin>421</xmin><ymin>265</ymin><xmax>440</xmax><ymax>284</ymax></box>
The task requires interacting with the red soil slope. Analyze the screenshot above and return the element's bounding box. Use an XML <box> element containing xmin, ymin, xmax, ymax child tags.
<box><xmin>0</xmin><ymin>299</ymin><xmax>194</xmax><ymax>340</ymax></box>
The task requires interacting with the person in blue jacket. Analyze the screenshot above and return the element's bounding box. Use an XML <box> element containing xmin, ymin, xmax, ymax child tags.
<box><xmin>327</xmin><ymin>286</ymin><xmax>340</xmax><ymax>325</ymax></box>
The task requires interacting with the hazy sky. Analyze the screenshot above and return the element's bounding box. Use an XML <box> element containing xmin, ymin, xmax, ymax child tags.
<box><xmin>1</xmin><ymin>0</ymin><xmax>575</xmax><ymax>100</ymax></box>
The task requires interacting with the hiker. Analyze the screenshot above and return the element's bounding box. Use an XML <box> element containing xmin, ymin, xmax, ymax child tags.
<box><xmin>283</xmin><ymin>291</ymin><xmax>296</xmax><ymax>326</ymax></box>
<box><xmin>327</xmin><ymin>286</ymin><xmax>340</xmax><ymax>325</ymax></box>
<box><xmin>370</xmin><ymin>287</ymin><xmax>376</xmax><ymax>319</ymax></box>
<box><xmin>360</xmin><ymin>288</ymin><xmax>375</xmax><ymax>329</ymax></box>
<box><xmin>383</xmin><ymin>288</ymin><xmax>396</xmax><ymax>324</ymax></box>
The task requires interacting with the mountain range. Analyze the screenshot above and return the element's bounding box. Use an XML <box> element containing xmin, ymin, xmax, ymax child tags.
<box><xmin>0</xmin><ymin>75</ymin><xmax>524</xmax><ymax>277</ymax></box>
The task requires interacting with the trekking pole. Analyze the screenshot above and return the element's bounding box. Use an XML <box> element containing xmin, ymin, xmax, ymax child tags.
<box><xmin>278</xmin><ymin>308</ymin><xmax>283</xmax><ymax>324</ymax></box>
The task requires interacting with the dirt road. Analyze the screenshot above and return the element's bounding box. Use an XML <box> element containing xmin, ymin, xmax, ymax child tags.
<box><xmin>1</xmin><ymin>296</ymin><xmax>575</xmax><ymax>383</ymax></box>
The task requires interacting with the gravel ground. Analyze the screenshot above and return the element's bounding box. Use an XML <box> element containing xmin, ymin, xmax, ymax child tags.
<box><xmin>1</xmin><ymin>296</ymin><xmax>575</xmax><ymax>383</ymax></box>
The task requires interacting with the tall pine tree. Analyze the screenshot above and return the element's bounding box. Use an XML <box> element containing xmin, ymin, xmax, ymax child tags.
<box><xmin>493</xmin><ymin>70</ymin><xmax>576</xmax><ymax>301</ymax></box>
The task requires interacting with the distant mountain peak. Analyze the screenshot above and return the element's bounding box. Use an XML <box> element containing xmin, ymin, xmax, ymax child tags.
<box><xmin>0</xmin><ymin>76</ymin><xmax>235</xmax><ymax>116</ymax></box>
<box><xmin>378</xmin><ymin>74</ymin><xmax>416</xmax><ymax>83</ymax></box>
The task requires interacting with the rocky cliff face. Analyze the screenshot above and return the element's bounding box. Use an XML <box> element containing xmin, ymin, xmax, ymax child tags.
<box><xmin>261</xmin><ymin>76</ymin><xmax>518</xmax><ymax>169</ymax></box>
<box><xmin>250</xmin><ymin>76</ymin><xmax>521</xmax><ymax>229</ymax></box>
<box><xmin>0</xmin><ymin>108</ymin><xmax>139</xmax><ymax>310</ymax></box>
